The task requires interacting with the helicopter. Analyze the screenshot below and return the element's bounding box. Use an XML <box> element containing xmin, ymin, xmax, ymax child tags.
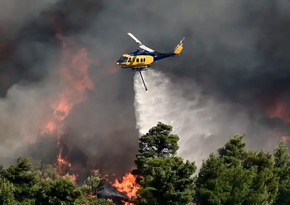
<box><xmin>116</xmin><ymin>33</ymin><xmax>185</xmax><ymax>91</ymax></box>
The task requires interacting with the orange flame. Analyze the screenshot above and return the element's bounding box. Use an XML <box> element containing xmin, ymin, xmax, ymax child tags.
<box><xmin>267</xmin><ymin>101</ymin><xmax>290</xmax><ymax>123</ymax></box>
<box><xmin>54</xmin><ymin>36</ymin><xmax>93</xmax><ymax>172</ymax></box>
<box><xmin>51</xmin><ymin>99</ymin><xmax>73</xmax><ymax>122</ymax></box>
<box><xmin>70</xmin><ymin>174</ymin><xmax>78</xmax><ymax>182</ymax></box>
<box><xmin>57</xmin><ymin>147</ymin><xmax>71</xmax><ymax>167</ymax></box>
<box><xmin>113</xmin><ymin>173</ymin><xmax>140</xmax><ymax>204</ymax></box>
<box><xmin>42</xmin><ymin>121</ymin><xmax>57</xmax><ymax>135</ymax></box>
<box><xmin>265</xmin><ymin>101</ymin><xmax>290</xmax><ymax>144</ymax></box>
<box><xmin>281</xmin><ymin>136</ymin><xmax>290</xmax><ymax>143</ymax></box>
<box><xmin>39</xmin><ymin>34</ymin><xmax>94</xmax><ymax>179</ymax></box>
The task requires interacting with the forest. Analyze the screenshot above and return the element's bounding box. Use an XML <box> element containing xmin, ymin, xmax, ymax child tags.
<box><xmin>0</xmin><ymin>122</ymin><xmax>290</xmax><ymax>205</ymax></box>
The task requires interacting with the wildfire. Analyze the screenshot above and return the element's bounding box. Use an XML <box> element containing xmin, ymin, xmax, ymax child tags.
<box><xmin>267</xmin><ymin>101</ymin><xmax>290</xmax><ymax>123</ymax></box>
<box><xmin>113</xmin><ymin>172</ymin><xmax>140</xmax><ymax>204</ymax></box>
<box><xmin>266</xmin><ymin>101</ymin><xmax>290</xmax><ymax>144</ymax></box>
<box><xmin>51</xmin><ymin>99</ymin><xmax>73</xmax><ymax>122</ymax></box>
<box><xmin>281</xmin><ymin>136</ymin><xmax>290</xmax><ymax>143</ymax></box>
<box><xmin>70</xmin><ymin>174</ymin><xmax>78</xmax><ymax>182</ymax></box>
<box><xmin>43</xmin><ymin>121</ymin><xmax>57</xmax><ymax>135</ymax></box>
<box><xmin>38</xmin><ymin>33</ymin><xmax>94</xmax><ymax>181</ymax></box>
<box><xmin>57</xmin><ymin>147</ymin><xmax>71</xmax><ymax>167</ymax></box>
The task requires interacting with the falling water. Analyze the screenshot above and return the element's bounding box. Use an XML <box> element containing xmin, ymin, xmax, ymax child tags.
<box><xmin>133</xmin><ymin>69</ymin><xmax>274</xmax><ymax>166</ymax></box>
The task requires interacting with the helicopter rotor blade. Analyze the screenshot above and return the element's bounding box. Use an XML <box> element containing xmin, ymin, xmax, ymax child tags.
<box><xmin>127</xmin><ymin>32</ymin><xmax>142</xmax><ymax>46</ymax></box>
<box><xmin>127</xmin><ymin>32</ymin><xmax>155</xmax><ymax>52</ymax></box>
<box><xmin>139</xmin><ymin>45</ymin><xmax>155</xmax><ymax>52</ymax></box>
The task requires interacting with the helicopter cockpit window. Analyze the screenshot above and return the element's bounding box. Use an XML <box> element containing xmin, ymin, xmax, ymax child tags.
<box><xmin>119</xmin><ymin>57</ymin><xmax>128</xmax><ymax>63</ymax></box>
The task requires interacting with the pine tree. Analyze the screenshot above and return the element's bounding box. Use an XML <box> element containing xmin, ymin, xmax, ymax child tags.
<box><xmin>135</xmin><ymin>122</ymin><xmax>196</xmax><ymax>205</ymax></box>
<box><xmin>195</xmin><ymin>135</ymin><xmax>278</xmax><ymax>205</ymax></box>
<box><xmin>273</xmin><ymin>141</ymin><xmax>290</xmax><ymax>205</ymax></box>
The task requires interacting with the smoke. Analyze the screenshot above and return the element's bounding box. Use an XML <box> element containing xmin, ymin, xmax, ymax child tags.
<box><xmin>134</xmin><ymin>70</ymin><xmax>278</xmax><ymax>166</ymax></box>
<box><xmin>0</xmin><ymin>0</ymin><xmax>59</xmax><ymax>34</ymax></box>
<box><xmin>0</xmin><ymin>0</ymin><xmax>138</xmax><ymax>180</ymax></box>
<box><xmin>1</xmin><ymin>0</ymin><xmax>290</xmax><ymax>180</ymax></box>
<box><xmin>131</xmin><ymin>0</ymin><xmax>290</xmax><ymax>165</ymax></box>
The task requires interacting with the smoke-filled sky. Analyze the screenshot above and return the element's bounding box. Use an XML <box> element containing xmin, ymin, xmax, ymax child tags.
<box><xmin>0</xmin><ymin>0</ymin><xmax>290</xmax><ymax>178</ymax></box>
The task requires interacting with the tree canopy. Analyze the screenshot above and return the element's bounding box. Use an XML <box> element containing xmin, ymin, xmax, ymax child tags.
<box><xmin>273</xmin><ymin>141</ymin><xmax>290</xmax><ymax>205</ymax></box>
<box><xmin>195</xmin><ymin>135</ymin><xmax>279</xmax><ymax>205</ymax></box>
<box><xmin>0</xmin><ymin>124</ymin><xmax>290</xmax><ymax>205</ymax></box>
<box><xmin>134</xmin><ymin>122</ymin><xmax>196</xmax><ymax>205</ymax></box>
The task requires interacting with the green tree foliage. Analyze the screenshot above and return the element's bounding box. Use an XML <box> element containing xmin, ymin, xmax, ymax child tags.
<box><xmin>135</xmin><ymin>122</ymin><xmax>196</xmax><ymax>205</ymax></box>
<box><xmin>195</xmin><ymin>135</ymin><xmax>278</xmax><ymax>205</ymax></box>
<box><xmin>0</xmin><ymin>157</ymin><xmax>41</xmax><ymax>202</ymax></box>
<box><xmin>0</xmin><ymin>158</ymin><xmax>108</xmax><ymax>205</ymax></box>
<box><xmin>75</xmin><ymin>197</ymin><xmax>115</xmax><ymax>205</ymax></box>
<box><xmin>81</xmin><ymin>170</ymin><xmax>102</xmax><ymax>196</ymax></box>
<box><xmin>273</xmin><ymin>141</ymin><xmax>290</xmax><ymax>205</ymax></box>
<box><xmin>137</xmin><ymin>157</ymin><xmax>196</xmax><ymax>205</ymax></box>
<box><xmin>2</xmin><ymin>127</ymin><xmax>290</xmax><ymax>205</ymax></box>
<box><xmin>35</xmin><ymin>177</ymin><xmax>81</xmax><ymax>205</ymax></box>
<box><xmin>39</xmin><ymin>164</ymin><xmax>59</xmax><ymax>180</ymax></box>
<box><xmin>218</xmin><ymin>135</ymin><xmax>247</xmax><ymax>165</ymax></box>
<box><xmin>0</xmin><ymin>178</ymin><xmax>16</xmax><ymax>205</ymax></box>
<box><xmin>243</xmin><ymin>151</ymin><xmax>278</xmax><ymax>205</ymax></box>
<box><xmin>135</xmin><ymin>122</ymin><xmax>179</xmax><ymax>174</ymax></box>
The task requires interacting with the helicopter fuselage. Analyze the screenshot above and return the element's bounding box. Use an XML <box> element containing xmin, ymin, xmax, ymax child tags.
<box><xmin>116</xmin><ymin>33</ymin><xmax>184</xmax><ymax>90</ymax></box>
<box><xmin>116</xmin><ymin>49</ymin><xmax>175</xmax><ymax>70</ymax></box>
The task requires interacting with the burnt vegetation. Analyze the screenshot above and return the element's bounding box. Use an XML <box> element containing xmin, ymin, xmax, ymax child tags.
<box><xmin>0</xmin><ymin>122</ymin><xmax>290</xmax><ymax>205</ymax></box>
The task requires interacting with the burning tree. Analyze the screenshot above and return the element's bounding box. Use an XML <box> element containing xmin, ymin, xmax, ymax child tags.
<box><xmin>113</xmin><ymin>172</ymin><xmax>140</xmax><ymax>205</ymax></box>
<box><xmin>36</xmin><ymin>34</ymin><xmax>95</xmax><ymax>182</ymax></box>
<box><xmin>133</xmin><ymin>122</ymin><xmax>196</xmax><ymax>205</ymax></box>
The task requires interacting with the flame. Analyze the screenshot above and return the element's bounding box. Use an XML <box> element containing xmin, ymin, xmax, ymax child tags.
<box><xmin>281</xmin><ymin>136</ymin><xmax>290</xmax><ymax>143</ymax></box>
<box><xmin>267</xmin><ymin>101</ymin><xmax>290</xmax><ymax>123</ymax></box>
<box><xmin>266</xmin><ymin>101</ymin><xmax>290</xmax><ymax>143</ymax></box>
<box><xmin>57</xmin><ymin>146</ymin><xmax>71</xmax><ymax>167</ymax></box>
<box><xmin>70</xmin><ymin>174</ymin><xmax>78</xmax><ymax>182</ymax></box>
<box><xmin>38</xmin><ymin>34</ymin><xmax>94</xmax><ymax>180</ymax></box>
<box><xmin>42</xmin><ymin>121</ymin><xmax>57</xmax><ymax>135</ymax></box>
<box><xmin>51</xmin><ymin>99</ymin><xmax>73</xmax><ymax>121</ymax></box>
<box><xmin>53</xmin><ymin>36</ymin><xmax>93</xmax><ymax>175</ymax></box>
<box><xmin>107</xmin><ymin>198</ymin><xmax>113</xmax><ymax>202</ymax></box>
<box><xmin>113</xmin><ymin>172</ymin><xmax>140</xmax><ymax>204</ymax></box>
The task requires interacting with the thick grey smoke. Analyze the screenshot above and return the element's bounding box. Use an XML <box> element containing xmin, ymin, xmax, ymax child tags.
<box><xmin>0</xmin><ymin>0</ymin><xmax>59</xmax><ymax>34</ymax></box>
<box><xmin>1</xmin><ymin>0</ymin><xmax>290</xmax><ymax>180</ymax></box>
<box><xmin>0</xmin><ymin>0</ymin><xmax>138</xmax><ymax>181</ymax></box>
<box><xmin>129</xmin><ymin>0</ymin><xmax>290</xmax><ymax>165</ymax></box>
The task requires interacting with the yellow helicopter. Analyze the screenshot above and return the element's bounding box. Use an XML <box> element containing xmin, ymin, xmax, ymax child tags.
<box><xmin>117</xmin><ymin>33</ymin><xmax>184</xmax><ymax>90</ymax></box>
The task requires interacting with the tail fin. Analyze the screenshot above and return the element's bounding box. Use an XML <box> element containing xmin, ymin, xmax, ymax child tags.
<box><xmin>174</xmin><ymin>37</ymin><xmax>185</xmax><ymax>55</ymax></box>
